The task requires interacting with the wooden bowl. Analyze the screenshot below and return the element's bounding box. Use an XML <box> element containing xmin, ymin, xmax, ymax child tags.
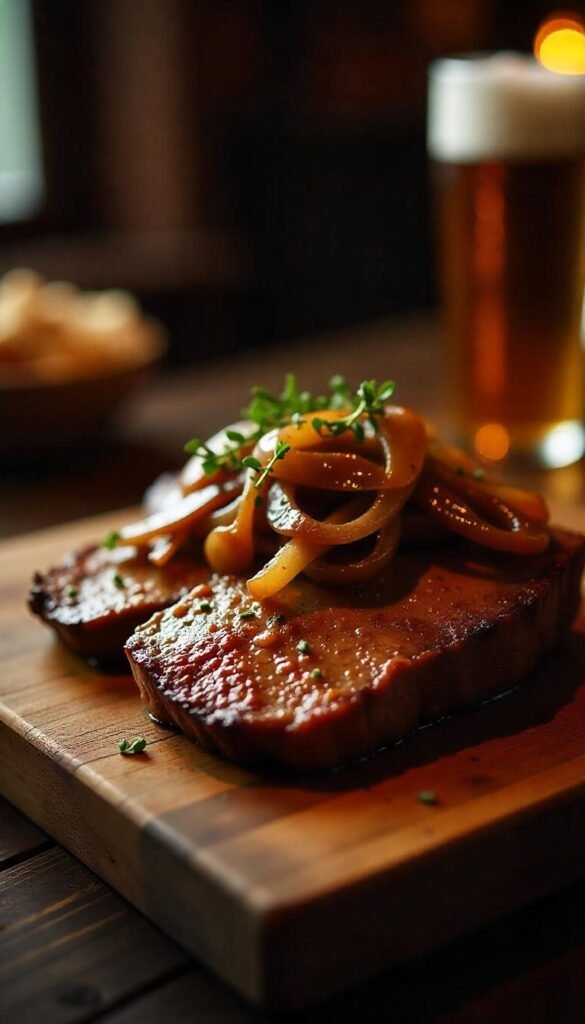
<box><xmin>0</xmin><ymin>325</ymin><xmax>166</xmax><ymax>457</ymax></box>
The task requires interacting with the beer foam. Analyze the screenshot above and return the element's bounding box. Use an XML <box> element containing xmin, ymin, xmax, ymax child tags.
<box><xmin>428</xmin><ymin>53</ymin><xmax>585</xmax><ymax>162</ymax></box>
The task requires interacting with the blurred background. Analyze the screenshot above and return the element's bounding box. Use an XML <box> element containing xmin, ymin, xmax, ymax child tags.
<box><xmin>0</xmin><ymin>0</ymin><xmax>570</xmax><ymax>364</ymax></box>
<box><xmin>1</xmin><ymin>0</ymin><xmax>583</xmax><ymax>536</ymax></box>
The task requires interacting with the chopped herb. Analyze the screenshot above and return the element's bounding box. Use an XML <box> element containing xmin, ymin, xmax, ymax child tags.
<box><xmin>418</xmin><ymin>789</ymin><xmax>438</xmax><ymax>805</ymax></box>
<box><xmin>273</xmin><ymin>613</ymin><xmax>286</xmax><ymax>624</ymax></box>
<box><xmin>67</xmin><ymin>586</ymin><xmax>79</xmax><ymax>599</ymax></box>
<box><xmin>241</xmin><ymin>455</ymin><xmax>262</xmax><ymax>472</ymax></box>
<box><xmin>198</xmin><ymin>600</ymin><xmax>212</xmax><ymax>613</ymax></box>
<box><xmin>104</xmin><ymin>530</ymin><xmax>120</xmax><ymax>550</ymax></box>
<box><xmin>112</xmin><ymin>572</ymin><xmax>125</xmax><ymax>589</ymax></box>
<box><xmin>311</xmin><ymin>667</ymin><xmax>322</xmax><ymax>678</ymax></box>
<box><xmin>239</xmin><ymin>609</ymin><xmax>256</xmax><ymax>620</ymax></box>
<box><xmin>297</xmin><ymin>639</ymin><xmax>311</xmax><ymax>655</ymax></box>
<box><xmin>472</xmin><ymin>467</ymin><xmax>485</xmax><ymax>481</ymax></box>
<box><xmin>254</xmin><ymin>495</ymin><xmax>264</xmax><ymax>508</ymax></box>
<box><xmin>118</xmin><ymin>737</ymin><xmax>147</xmax><ymax>755</ymax></box>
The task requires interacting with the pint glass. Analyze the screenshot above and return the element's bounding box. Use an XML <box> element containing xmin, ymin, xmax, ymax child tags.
<box><xmin>428</xmin><ymin>55</ymin><xmax>585</xmax><ymax>466</ymax></box>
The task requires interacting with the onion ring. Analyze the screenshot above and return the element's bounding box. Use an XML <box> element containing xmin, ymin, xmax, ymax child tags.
<box><xmin>303</xmin><ymin>515</ymin><xmax>402</xmax><ymax>584</ymax></box>
<box><xmin>111</xmin><ymin>395</ymin><xmax>552</xmax><ymax>596</ymax></box>
<box><xmin>116</xmin><ymin>478</ymin><xmax>241</xmax><ymax>547</ymax></box>
<box><xmin>414</xmin><ymin>472</ymin><xmax>549</xmax><ymax>555</ymax></box>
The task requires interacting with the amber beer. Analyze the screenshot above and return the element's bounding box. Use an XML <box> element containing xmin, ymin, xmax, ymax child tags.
<box><xmin>428</xmin><ymin>55</ymin><xmax>585</xmax><ymax>465</ymax></box>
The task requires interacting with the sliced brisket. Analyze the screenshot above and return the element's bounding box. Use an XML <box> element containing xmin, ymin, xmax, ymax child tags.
<box><xmin>29</xmin><ymin>543</ymin><xmax>209</xmax><ymax>662</ymax></box>
<box><xmin>125</xmin><ymin>529</ymin><xmax>585</xmax><ymax>769</ymax></box>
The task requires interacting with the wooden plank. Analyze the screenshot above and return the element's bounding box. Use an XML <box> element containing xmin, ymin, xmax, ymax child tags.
<box><xmin>94</xmin><ymin>882</ymin><xmax>585</xmax><ymax>1024</ymax></box>
<box><xmin>0</xmin><ymin>846</ymin><xmax>190</xmax><ymax>1024</ymax></box>
<box><xmin>2</xmin><ymin>828</ymin><xmax>582</xmax><ymax>1024</ymax></box>
<box><xmin>0</xmin><ymin>514</ymin><xmax>584</xmax><ymax>1007</ymax></box>
<box><xmin>0</xmin><ymin>800</ymin><xmax>52</xmax><ymax>870</ymax></box>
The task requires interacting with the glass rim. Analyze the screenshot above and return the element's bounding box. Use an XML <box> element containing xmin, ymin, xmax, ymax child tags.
<box><xmin>428</xmin><ymin>51</ymin><xmax>536</xmax><ymax>78</ymax></box>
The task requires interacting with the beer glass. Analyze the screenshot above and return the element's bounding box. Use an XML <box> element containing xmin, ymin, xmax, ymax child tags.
<box><xmin>428</xmin><ymin>55</ymin><xmax>585</xmax><ymax>467</ymax></box>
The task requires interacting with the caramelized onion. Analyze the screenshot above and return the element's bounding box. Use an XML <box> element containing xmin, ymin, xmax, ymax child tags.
<box><xmin>111</xmin><ymin>396</ymin><xmax>551</xmax><ymax>597</ymax></box>
<box><xmin>148</xmin><ymin>530</ymin><xmax>189</xmax><ymax>566</ymax></box>
<box><xmin>246</xmin><ymin>406</ymin><xmax>427</xmax><ymax>596</ymax></box>
<box><xmin>270</xmin><ymin>449</ymin><xmax>388</xmax><ymax>491</ymax></box>
<box><xmin>246</xmin><ymin>496</ymin><xmax>365</xmax><ymax>600</ymax></box>
<box><xmin>266</xmin><ymin>407</ymin><xmax>426</xmax><ymax>546</ymax></box>
<box><xmin>426</xmin><ymin>446</ymin><xmax>549</xmax><ymax>524</ymax></box>
<box><xmin>414</xmin><ymin>473</ymin><xmax>549</xmax><ymax>555</ymax></box>
<box><xmin>303</xmin><ymin>515</ymin><xmax>402</xmax><ymax>584</ymax></box>
<box><xmin>266</xmin><ymin>481</ymin><xmax>400</xmax><ymax>545</ymax></box>
<box><xmin>116</xmin><ymin>479</ymin><xmax>242</xmax><ymax>546</ymax></box>
<box><xmin>204</xmin><ymin>473</ymin><xmax>259</xmax><ymax>574</ymax></box>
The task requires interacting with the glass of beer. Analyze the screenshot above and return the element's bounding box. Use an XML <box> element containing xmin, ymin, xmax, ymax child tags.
<box><xmin>428</xmin><ymin>54</ymin><xmax>585</xmax><ymax>467</ymax></box>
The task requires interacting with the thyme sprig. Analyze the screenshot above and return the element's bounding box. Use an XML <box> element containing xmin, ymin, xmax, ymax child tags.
<box><xmin>183</xmin><ymin>429</ymin><xmax>254</xmax><ymax>476</ymax></box>
<box><xmin>243</xmin><ymin>439</ymin><xmax>292</xmax><ymax>489</ymax></box>
<box><xmin>311</xmin><ymin>379</ymin><xmax>395</xmax><ymax>443</ymax></box>
<box><xmin>183</xmin><ymin>374</ymin><xmax>395</xmax><ymax>488</ymax></box>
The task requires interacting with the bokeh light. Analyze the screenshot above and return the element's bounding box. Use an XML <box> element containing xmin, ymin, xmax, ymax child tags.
<box><xmin>534</xmin><ymin>14</ymin><xmax>585</xmax><ymax>75</ymax></box>
<box><xmin>474</xmin><ymin>423</ymin><xmax>510</xmax><ymax>463</ymax></box>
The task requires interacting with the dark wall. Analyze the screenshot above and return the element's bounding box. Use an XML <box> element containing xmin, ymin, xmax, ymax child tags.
<box><xmin>1</xmin><ymin>0</ymin><xmax>565</xmax><ymax>359</ymax></box>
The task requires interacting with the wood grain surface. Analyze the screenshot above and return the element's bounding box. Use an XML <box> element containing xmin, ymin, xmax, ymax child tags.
<box><xmin>0</xmin><ymin>511</ymin><xmax>584</xmax><ymax>1008</ymax></box>
<box><xmin>0</xmin><ymin>846</ymin><xmax>189</xmax><ymax>1024</ymax></box>
<box><xmin>2</xmin><ymin>797</ymin><xmax>583</xmax><ymax>1024</ymax></box>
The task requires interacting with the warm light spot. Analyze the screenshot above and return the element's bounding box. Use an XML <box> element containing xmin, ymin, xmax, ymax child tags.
<box><xmin>474</xmin><ymin>423</ymin><xmax>510</xmax><ymax>463</ymax></box>
<box><xmin>534</xmin><ymin>15</ymin><xmax>585</xmax><ymax>75</ymax></box>
<box><xmin>538</xmin><ymin>421</ymin><xmax>585</xmax><ymax>467</ymax></box>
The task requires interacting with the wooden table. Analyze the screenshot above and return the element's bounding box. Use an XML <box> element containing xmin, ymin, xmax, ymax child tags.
<box><xmin>1</xmin><ymin>313</ymin><xmax>584</xmax><ymax>1023</ymax></box>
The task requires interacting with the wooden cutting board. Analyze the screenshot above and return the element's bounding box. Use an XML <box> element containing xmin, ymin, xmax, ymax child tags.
<box><xmin>1</xmin><ymin>511</ymin><xmax>584</xmax><ymax>1009</ymax></box>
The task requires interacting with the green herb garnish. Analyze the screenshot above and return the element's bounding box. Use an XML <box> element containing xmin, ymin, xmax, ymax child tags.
<box><xmin>198</xmin><ymin>600</ymin><xmax>212</xmax><ymax>613</ymax></box>
<box><xmin>254</xmin><ymin>440</ymin><xmax>291</xmax><ymax>489</ymax></box>
<box><xmin>243</xmin><ymin>372</ymin><xmax>330</xmax><ymax>430</ymax></box>
<box><xmin>312</xmin><ymin>379</ymin><xmax>395</xmax><ymax>443</ymax></box>
<box><xmin>239</xmin><ymin>609</ymin><xmax>256</xmax><ymax>620</ymax></box>
<box><xmin>273</xmin><ymin>613</ymin><xmax>286</xmax><ymax>625</ymax></box>
<box><xmin>311</xmin><ymin>667</ymin><xmax>322</xmax><ymax>678</ymax></box>
<box><xmin>118</xmin><ymin>737</ymin><xmax>147</xmax><ymax>755</ymax></box>
<box><xmin>297</xmin><ymin>639</ymin><xmax>311</xmax><ymax>655</ymax></box>
<box><xmin>67</xmin><ymin>586</ymin><xmax>79</xmax><ymax>599</ymax></box>
<box><xmin>182</xmin><ymin>375</ymin><xmax>396</xmax><ymax>492</ymax></box>
<box><xmin>112</xmin><ymin>572</ymin><xmax>125</xmax><ymax>589</ymax></box>
<box><xmin>417</xmin><ymin>789</ymin><xmax>438</xmax><ymax>805</ymax></box>
<box><xmin>472</xmin><ymin>467</ymin><xmax>486</xmax><ymax>481</ymax></box>
<box><xmin>183</xmin><ymin>436</ymin><xmax>246</xmax><ymax>475</ymax></box>
<box><xmin>104</xmin><ymin>530</ymin><xmax>121</xmax><ymax>550</ymax></box>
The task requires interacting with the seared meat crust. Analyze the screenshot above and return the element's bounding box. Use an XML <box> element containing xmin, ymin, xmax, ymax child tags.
<box><xmin>29</xmin><ymin>544</ymin><xmax>209</xmax><ymax>662</ymax></box>
<box><xmin>125</xmin><ymin>529</ymin><xmax>585</xmax><ymax>769</ymax></box>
